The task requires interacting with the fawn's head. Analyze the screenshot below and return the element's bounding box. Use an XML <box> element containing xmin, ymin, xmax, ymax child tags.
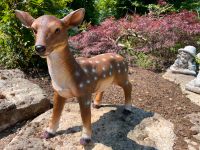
<box><xmin>15</xmin><ymin>8</ymin><xmax>85</xmax><ymax>57</ymax></box>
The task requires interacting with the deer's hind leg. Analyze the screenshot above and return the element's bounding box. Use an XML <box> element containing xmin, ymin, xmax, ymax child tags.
<box><xmin>122</xmin><ymin>80</ymin><xmax>132</xmax><ymax>112</ymax></box>
<box><xmin>93</xmin><ymin>91</ymin><xmax>104</xmax><ymax>109</ymax></box>
<box><xmin>114</xmin><ymin>73</ymin><xmax>132</xmax><ymax>114</ymax></box>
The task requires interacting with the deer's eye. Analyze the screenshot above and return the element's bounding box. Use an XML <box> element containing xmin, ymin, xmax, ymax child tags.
<box><xmin>55</xmin><ymin>28</ymin><xmax>60</xmax><ymax>34</ymax></box>
<box><xmin>33</xmin><ymin>28</ymin><xmax>37</xmax><ymax>34</ymax></box>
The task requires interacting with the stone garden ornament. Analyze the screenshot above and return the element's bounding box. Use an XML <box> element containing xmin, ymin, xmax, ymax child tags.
<box><xmin>185</xmin><ymin>53</ymin><xmax>200</xmax><ymax>94</ymax></box>
<box><xmin>170</xmin><ymin>46</ymin><xmax>196</xmax><ymax>75</ymax></box>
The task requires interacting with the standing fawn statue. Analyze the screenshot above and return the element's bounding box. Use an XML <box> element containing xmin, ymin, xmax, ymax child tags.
<box><xmin>15</xmin><ymin>8</ymin><xmax>132</xmax><ymax>145</ymax></box>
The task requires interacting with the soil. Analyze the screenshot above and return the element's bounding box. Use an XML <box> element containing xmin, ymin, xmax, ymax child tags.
<box><xmin>1</xmin><ymin>66</ymin><xmax>200</xmax><ymax>149</ymax></box>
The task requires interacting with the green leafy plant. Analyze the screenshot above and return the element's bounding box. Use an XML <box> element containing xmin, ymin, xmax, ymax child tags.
<box><xmin>116</xmin><ymin>31</ymin><xmax>153</xmax><ymax>69</ymax></box>
<box><xmin>135</xmin><ymin>52</ymin><xmax>153</xmax><ymax>68</ymax></box>
<box><xmin>148</xmin><ymin>3</ymin><xmax>175</xmax><ymax>17</ymax></box>
<box><xmin>0</xmin><ymin>0</ymin><xmax>72</xmax><ymax>68</ymax></box>
<box><xmin>70</xmin><ymin>0</ymin><xmax>98</xmax><ymax>24</ymax></box>
<box><xmin>95</xmin><ymin>0</ymin><xmax>117</xmax><ymax>23</ymax></box>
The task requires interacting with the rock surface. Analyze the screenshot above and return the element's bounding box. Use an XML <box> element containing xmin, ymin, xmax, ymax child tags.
<box><xmin>185</xmin><ymin>113</ymin><xmax>200</xmax><ymax>150</ymax></box>
<box><xmin>0</xmin><ymin>69</ymin><xmax>50</xmax><ymax>131</ymax></box>
<box><xmin>163</xmin><ymin>69</ymin><xmax>200</xmax><ymax>106</ymax></box>
<box><xmin>5</xmin><ymin>103</ymin><xmax>175</xmax><ymax>150</ymax></box>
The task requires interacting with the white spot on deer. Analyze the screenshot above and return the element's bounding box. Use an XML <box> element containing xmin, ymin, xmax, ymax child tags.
<box><xmin>85</xmin><ymin>100</ymin><xmax>91</xmax><ymax>107</ymax></box>
<box><xmin>117</xmin><ymin>63</ymin><xmax>120</xmax><ymax>67</ymax></box>
<box><xmin>102</xmin><ymin>66</ymin><xmax>106</xmax><ymax>71</ymax></box>
<box><xmin>118</xmin><ymin>70</ymin><xmax>121</xmax><ymax>73</ymax></box>
<box><xmin>125</xmin><ymin>81</ymin><xmax>129</xmax><ymax>85</ymax></box>
<box><xmin>103</xmin><ymin>74</ymin><xmax>106</xmax><ymax>78</ymax></box>
<box><xmin>75</xmin><ymin>71</ymin><xmax>80</xmax><ymax>76</ymax></box>
<box><xmin>116</xmin><ymin>55</ymin><xmax>121</xmax><ymax>58</ymax></box>
<box><xmin>109</xmin><ymin>71</ymin><xmax>112</xmax><ymax>76</ymax></box>
<box><xmin>125</xmin><ymin>68</ymin><xmax>127</xmax><ymax>72</ymax></box>
<box><xmin>83</xmin><ymin>68</ymin><xmax>88</xmax><ymax>73</ymax></box>
<box><xmin>94</xmin><ymin>76</ymin><xmax>98</xmax><ymax>80</ymax></box>
<box><xmin>95</xmin><ymin>61</ymin><xmax>100</xmax><ymax>64</ymax></box>
<box><xmin>86</xmin><ymin>80</ymin><xmax>91</xmax><ymax>84</ymax></box>
<box><xmin>102</xmin><ymin>58</ymin><xmax>106</xmax><ymax>62</ymax></box>
<box><xmin>92</xmin><ymin>68</ymin><xmax>96</xmax><ymax>73</ymax></box>
<box><xmin>110</xmin><ymin>65</ymin><xmax>113</xmax><ymax>69</ymax></box>
<box><xmin>79</xmin><ymin>83</ymin><xmax>84</xmax><ymax>88</ymax></box>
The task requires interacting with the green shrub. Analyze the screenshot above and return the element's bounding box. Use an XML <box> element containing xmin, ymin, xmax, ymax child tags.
<box><xmin>95</xmin><ymin>0</ymin><xmax>117</xmax><ymax>23</ymax></box>
<box><xmin>70</xmin><ymin>0</ymin><xmax>98</xmax><ymax>24</ymax></box>
<box><xmin>168</xmin><ymin>0</ymin><xmax>200</xmax><ymax>11</ymax></box>
<box><xmin>0</xmin><ymin>0</ymin><xmax>102</xmax><ymax>69</ymax></box>
<box><xmin>0</xmin><ymin>0</ymin><xmax>72</xmax><ymax>69</ymax></box>
<box><xmin>94</xmin><ymin>0</ymin><xmax>157</xmax><ymax>22</ymax></box>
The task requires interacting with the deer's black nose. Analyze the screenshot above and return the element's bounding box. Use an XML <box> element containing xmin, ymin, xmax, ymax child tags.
<box><xmin>35</xmin><ymin>45</ymin><xmax>46</xmax><ymax>53</ymax></box>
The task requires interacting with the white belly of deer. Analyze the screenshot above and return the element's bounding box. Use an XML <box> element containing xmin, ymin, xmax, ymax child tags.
<box><xmin>95</xmin><ymin>77</ymin><xmax>114</xmax><ymax>92</ymax></box>
<box><xmin>52</xmin><ymin>81</ymin><xmax>73</xmax><ymax>98</ymax></box>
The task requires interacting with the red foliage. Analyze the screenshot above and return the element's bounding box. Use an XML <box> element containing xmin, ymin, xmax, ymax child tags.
<box><xmin>157</xmin><ymin>0</ymin><xmax>167</xmax><ymax>6</ymax></box>
<box><xmin>69</xmin><ymin>11</ymin><xmax>200</xmax><ymax>56</ymax></box>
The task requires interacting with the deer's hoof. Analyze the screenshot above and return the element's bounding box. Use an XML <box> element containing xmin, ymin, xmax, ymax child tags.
<box><xmin>92</xmin><ymin>103</ymin><xmax>101</xmax><ymax>109</ymax></box>
<box><xmin>80</xmin><ymin>137</ymin><xmax>91</xmax><ymax>145</ymax></box>
<box><xmin>122</xmin><ymin>109</ymin><xmax>132</xmax><ymax>116</ymax></box>
<box><xmin>41</xmin><ymin>131</ymin><xmax>55</xmax><ymax>139</ymax></box>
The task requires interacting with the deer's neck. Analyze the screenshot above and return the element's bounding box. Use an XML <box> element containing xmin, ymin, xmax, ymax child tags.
<box><xmin>47</xmin><ymin>45</ymin><xmax>79</xmax><ymax>90</ymax></box>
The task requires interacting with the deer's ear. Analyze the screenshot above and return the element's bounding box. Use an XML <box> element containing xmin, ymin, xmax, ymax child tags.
<box><xmin>61</xmin><ymin>8</ymin><xmax>85</xmax><ymax>28</ymax></box>
<box><xmin>15</xmin><ymin>10</ymin><xmax>35</xmax><ymax>28</ymax></box>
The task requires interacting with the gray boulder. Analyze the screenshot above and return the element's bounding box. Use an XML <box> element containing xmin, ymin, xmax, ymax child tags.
<box><xmin>5</xmin><ymin>103</ymin><xmax>175</xmax><ymax>150</ymax></box>
<box><xmin>0</xmin><ymin>69</ymin><xmax>50</xmax><ymax>131</ymax></box>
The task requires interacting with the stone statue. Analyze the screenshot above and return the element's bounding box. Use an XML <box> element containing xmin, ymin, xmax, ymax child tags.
<box><xmin>185</xmin><ymin>53</ymin><xmax>200</xmax><ymax>94</ymax></box>
<box><xmin>170</xmin><ymin>46</ymin><xmax>196</xmax><ymax>75</ymax></box>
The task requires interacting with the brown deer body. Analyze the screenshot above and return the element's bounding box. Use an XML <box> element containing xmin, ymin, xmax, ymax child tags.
<box><xmin>15</xmin><ymin>8</ymin><xmax>132</xmax><ymax>145</ymax></box>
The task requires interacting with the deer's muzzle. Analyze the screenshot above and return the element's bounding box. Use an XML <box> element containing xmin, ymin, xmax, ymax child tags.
<box><xmin>35</xmin><ymin>45</ymin><xmax>46</xmax><ymax>55</ymax></box>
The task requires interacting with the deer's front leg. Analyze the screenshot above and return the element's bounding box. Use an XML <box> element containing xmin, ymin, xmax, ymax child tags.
<box><xmin>78</xmin><ymin>95</ymin><xmax>92</xmax><ymax>145</ymax></box>
<box><xmin>42</xmin><ymin>91</ymin><xmax>66</xmax><ymax>139</ymax></box>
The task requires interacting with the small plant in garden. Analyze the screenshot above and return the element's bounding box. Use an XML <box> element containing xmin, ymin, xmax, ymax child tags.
<box><xmin>196</xmin><ymin>56</ymin><xmax>200</xmax><ymax>64</ymax></box>
<box><xmin>148</xmin><ymin>3</ymin><xmax>174</xmax><ymax>17</ymax></box>
<box><xmin>135</xmin><ymin>52</ymin><xmax>153</xmax><ymax>69</ymax></box>
<box><xmin>95</xmin><ymin>0</ymin><xmax>117</xmax><ymax>23</ymax></box>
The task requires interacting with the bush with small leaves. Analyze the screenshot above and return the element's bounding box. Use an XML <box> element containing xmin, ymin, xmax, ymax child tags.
<box><xmin>0</xmin><ymin>0</ymin><xmax>72</xmax><ymax>69</ymax></box>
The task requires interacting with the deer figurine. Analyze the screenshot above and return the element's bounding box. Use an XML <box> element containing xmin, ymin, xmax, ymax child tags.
<box><xmin>15</xmin><ymin>8</ymin><xmax>132</xmax><ymax>145</ymax></box>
